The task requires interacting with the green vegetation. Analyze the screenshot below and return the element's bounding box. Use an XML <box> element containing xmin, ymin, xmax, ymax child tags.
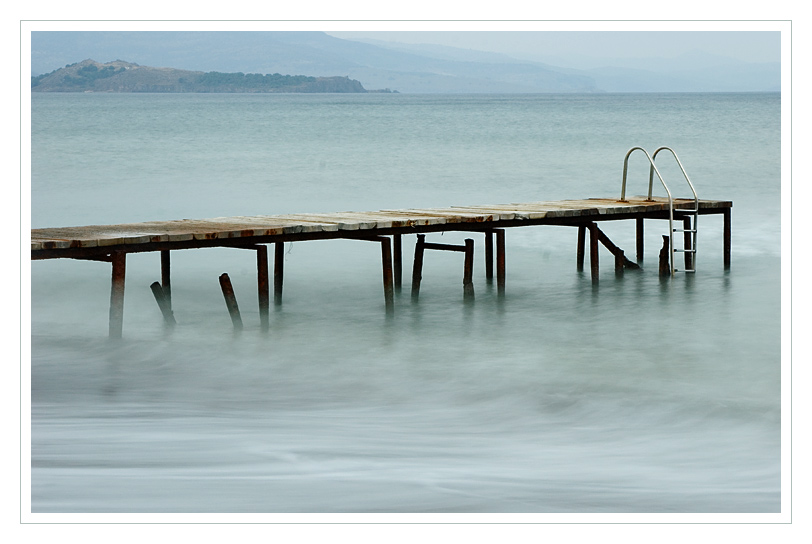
<box><xmin>195</xmin><ymin>71</ymin><xmax>317</xmax><ymax>90</ymax></box>
<box><xmin>32</xmin><ymin>62</ymin><xmax>125</xmax><ymax>89</ymax></box>
<box><xmin>31</xmin><ymin>60</ymin><xmax>371</xmax><ymax>93</ymax></box>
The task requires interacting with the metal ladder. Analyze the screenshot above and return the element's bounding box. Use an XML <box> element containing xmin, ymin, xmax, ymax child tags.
<box><xmin>620</xmin><ymin>146</ymin><xmax>699</xmax><ymax>276</ymax></box>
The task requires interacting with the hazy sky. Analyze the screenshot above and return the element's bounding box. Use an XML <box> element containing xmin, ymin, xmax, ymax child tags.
<box><xmin>326</xmin><ymin>31</ymin><xmax>781</xmax><ymax>65</ymax></box>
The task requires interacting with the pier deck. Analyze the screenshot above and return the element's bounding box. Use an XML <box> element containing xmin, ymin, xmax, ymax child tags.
<box><xmin>31</xmin><ymin>196</ymin><xmax>732</xmax><ymax>337</ymax></box>
<box><xmin>32</xmin><ymin>197</ymin><xmax>730</xmax><ymax>254</ymax></box>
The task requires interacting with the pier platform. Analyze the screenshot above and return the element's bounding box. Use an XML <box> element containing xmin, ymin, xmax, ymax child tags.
<box><xmin>31</xmin><ymin>196</ymin><xmax>732</xmax><ymax>337</ymax></box>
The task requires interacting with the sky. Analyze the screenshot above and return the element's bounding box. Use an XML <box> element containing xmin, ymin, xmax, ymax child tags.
<box><xmin>326</xmin><ymin>30</ymin><xmax>781</xmax><ymax>66</ymax></box>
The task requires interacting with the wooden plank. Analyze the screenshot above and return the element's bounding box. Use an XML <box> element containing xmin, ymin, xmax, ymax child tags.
<box><xmin>517</xmin><ymin>201</ymin><xmax>604</xmax><ymax>217</ymax></box>
<box><xmin>272</xmin><ymin>213</ymin><xmax>376</xmax><ymax>231</ymax></box>
<box><xmin>449</xmin><ymin>206</ymin><xmax>518</xmax><ymax>220</ymax></box>
<box><xmin>375</xmin><ymin>211</ymin><xmax>450</xmax><ymax>226</ymax></box>
<box><xmin>501</xmin><ymin>201</ymin><xmax>603</xmax><ymax>217</ymax></box>
<box><xmin>311</xmin><ymin>212</ymin><xmax>387</xmax><ymax>229</ymax></box>
<box><xmin>253</xmin><ymin>215</ymin><xmax>341</xmax><ymax>233</ymax></box>
<box><xmin>303</xmin><ymin>212</ymin><xmax>383</xmax><ymax>230</ymax></box>
<box><xmin>585</xmin><ymin>198</ymin><xmax>659</xmax><ymax>215</ymax></box>
<box><xmin>353</xmin><ymin>211</ymin><xmax>444</xmax><ymax>228</ymax></box>
<box><xmin>397</xmin><ymin>208</ymin><xmax>496</xmax><ymax>223</ymax></box>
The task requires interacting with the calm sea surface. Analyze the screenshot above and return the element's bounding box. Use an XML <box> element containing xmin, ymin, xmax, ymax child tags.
<box><xmin>29</xmin><ymin>92</ymin><xmax>781</xmax><ymax>514</ymax></box>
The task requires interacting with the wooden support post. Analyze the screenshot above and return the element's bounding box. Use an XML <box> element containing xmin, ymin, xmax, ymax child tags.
<box><xmin>160</xmin><ymin>250</ymin><xmax>171</xmax><ymax>311</ymax></box>
<box><xmin>659</xmin><ymin>235</ymin><xmax>671</xmax><ymax>277</ymax></box>
<box><xmin>150</xmin><ymin>281</ymin><xmax>176</xmax><ymax>327</ymax></box>
<box><xmin>380</xmin><ymin>236</ymin><xmax>395</xmax><ymax>315</ymax></box>
<box><xmin>588</xmin><ymin>223</ymin><xmax>599</xmax><ymax>283</ymax></box>
<box><xmin>615</xmin><ymin>250</ymin><xmax>625</xmax><ymax>276</ymax></box>
<box><xmin>463</xmin><ymin>238</ymin><xmax>475</xmax><ymax>301</ymax></box>
<box><xmin>723</xmin><ymin>208</ymin><xmax>731</xmax><ymax>270</ymax></box>
<box><xmin>576</xmin><ymin>225</ymin><xmax>586</xmax><ymax>271</ymax></box>
<box><xmin>393</xmin><ymin>234</ymin><xmax>402</xmax><ymax>293</ymax></box>
<box><xmin>485</xmin><ymin>230</ymin><xmax>494</xmax><ymax>280</ymax></box>
<box><xmin>636</xmin><ymin>217</ymin><xmax>644</xmax><ymax>263</ymax></box>
<box><xmin>495</xmin><ymin>228</ymin><xmax>506</xmax><ymax>296</ymax></box>
<box><xmin>256</xmin><ymin>245</ymin><xmax>270</xmax><ymax>331</ymax></box>
<box><xmin>274</xmin><ymin>242</ymin><xmax>284</xmax><ymax>306</ymax></box>
<box><xmin>412</xmin><ymin>234</ymin><xmax>426</xmax><ymax>301</ymax></box>
<box><xmin>219</xmin><ymin>273</ymin><xmax>243</xmax><ymax>330</ymax></box>
<box><xmin>109</xmin><ymin>251</ymin><xmax>126</xmax><ymax>339</ymax></box>
<box><xmin>593</xmin><ymin>224</ymin><xmax>640</xmax><ymax>271</ymax></box>
<box><xmin>683</xmin><ymin>216</ymin><xmax>693</xmax><ymax>271</ymax></box>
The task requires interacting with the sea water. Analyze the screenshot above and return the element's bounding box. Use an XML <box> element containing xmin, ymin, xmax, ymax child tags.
<box><xmin>29</xmin><ymin>92</ymin><xmax>781</xmax><ymax>514</ymax></box>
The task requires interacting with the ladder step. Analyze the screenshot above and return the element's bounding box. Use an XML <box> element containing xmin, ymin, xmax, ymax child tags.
<box><xmin>673</xmin><ymin>249</ymin><xmax>696</xmax><ymax>253</ymax></box>
<box><xmin>673</xmin><ymin>228</ymin><xmax>697</xmax><ymax>233</ymax></box>
<box><xmin>674</xmin><ymin>208</ymin><xmax>699</xmax><ymax>214</ymax></box>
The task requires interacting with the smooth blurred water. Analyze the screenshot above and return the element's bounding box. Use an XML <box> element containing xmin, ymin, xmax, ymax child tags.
<box><xmin>30</xmin><ymin>92</ymin><xmax>781</xmax><ymax>513</ymax></box>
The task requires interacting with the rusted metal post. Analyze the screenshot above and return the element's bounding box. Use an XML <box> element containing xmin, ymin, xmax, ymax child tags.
<box><xmin>636</xmin><ymin>217</ymin><xmax>644</xmax><ymax>263</ymax></box>
<box><xmin>393</xmin><ymin>234</ymin><xmax>402</xmax><ymax>293</ymax></box>
<box><xmin>380</xmin><ymin>236</ymin><xmax>395</xmax><ymax>315</ymax></box>
<box><xmin>463</xmin><ymin>238</ymin><xmax>475</xmax><ymax>301</ymax></box>
<box><xmin>495</xmin><ymin>228</ymin><xmax>505</xmax><ymax>296</ymax></box>
<box><xmin>412</xmin><ymin>234</ymin><xmax>426</xmax><ymax>301</ymax></box>
<box><xmin>723</xmin><ymin>208</ymin><xmax>731</xmax><ymax>269</ymax></box>
<box><xmin>615</xmin><ymin>250</ymin><xmax>625</xmax><ymax>276</ymax></box>
<box><xmin>109</xmin><ymin>251</ymin><xmax>126</xmax><ymax>339</ymax></box>
<box><xmin>256</xmin><ymin>245</ymin><xmax>270</xmax><ymax>331</ymax></box>
<box><xmin>274</xmin><ymin>242</ymin><xmax>284</xmax><ymax>306</ymax></box>
<box><xmin>576</xmin><ymin>225</ymin><xmax>586</xmax><ymax>271</ymax></box>
<box><xmin>485</xmin><ymin>230</ymin><xmax>494</xmax><ymax>280</ymax></box>
<box><xmin>160</xmin><ymin>250</ymin><xmax>171</xmax><ymax>311</ymax></box>
<box><xmin>659</xmin><ymin>235</ymin><xmax>671</xmax><ymax>277</ymax></box>
<box><xmin>150</xmin><ymin>281</ymin><xmax>176</xmax><ymax>327</ymax></box>
<box><xmin>683</xmin><ymin>216</ymin><xmax>693</xmax><ymax>271</ymax></box>
<box><xmin>219</xmin><ymin>273</ymin><xmax>243</xmax><ymax>330</ymax></box>
<box><xmin>588</xmin><ymin>223</ymin><xmax>599</xmax><ymax>283</ymax></box>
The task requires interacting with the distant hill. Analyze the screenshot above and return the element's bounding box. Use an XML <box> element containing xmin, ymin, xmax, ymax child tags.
<box><xmin>30</xmin><ymin>31</ymin><xmax>780</xmax><ymax>93</ymax></box>
<box><xmin>30</xmin><ymin>31</ymin><xmax>600</xmax><ymax>93</ymax></box>
<box><xmin>31</xmin><ymin>59</ymin><xmax>378</xmax><ymax>93</ymax></box>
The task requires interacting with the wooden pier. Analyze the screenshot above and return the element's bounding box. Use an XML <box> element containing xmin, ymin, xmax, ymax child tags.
<box><xmin>31</xmin><ymin>196</ymin><xmax>732</xmax><ymax>338</ymax></box>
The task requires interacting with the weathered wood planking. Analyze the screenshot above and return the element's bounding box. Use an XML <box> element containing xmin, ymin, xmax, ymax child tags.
<box><xmin>31</xmin><ymin>197</ymin><xmax>731</xmax><ymax>253</ymax></box>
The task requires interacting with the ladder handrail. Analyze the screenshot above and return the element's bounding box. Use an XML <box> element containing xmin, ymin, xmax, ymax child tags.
<box><xmin>619</xmin><ymin>147</ymin><xmax>676</xmax><ymax>275</ymax></box>
<box><xmin>650</xmin><ymin>146</ymin><xmax>699</xmax><ymax>204</ymax></box>
<box><xmin>619</xmin><ymin>146</ymin><xmax>673</xmax><ymax>203</ymax></box>
<box><xmin>619</xmin><ymin>146</ymin><xmax>699</xmax><ymax>276</ymax></box>
<box><xmin>651</xmin><ymin>146</ymin><xmax>700</xmax><ymax>275</ymax></box>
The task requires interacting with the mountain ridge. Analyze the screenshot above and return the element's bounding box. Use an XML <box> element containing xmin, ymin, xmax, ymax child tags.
<box><xmin>31</xmin><ymin>31</ymin><xmax>781</xmax><ymax>93</ymax></box>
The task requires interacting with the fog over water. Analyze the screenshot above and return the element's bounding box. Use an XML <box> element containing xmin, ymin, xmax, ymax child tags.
<box><xmin>30</xmin><ymin>92</ymin><xmax>781</xmax><ymax>515</ymax></box>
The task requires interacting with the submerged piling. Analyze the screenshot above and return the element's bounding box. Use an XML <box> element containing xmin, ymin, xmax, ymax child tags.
<box><xmin>485</xmin><ymin>230</ymin><xmax>494</xmax><ymax>280</ymax></box>
<box><xmin>463</xmin><ymin>238</ymin><xmax>475</xmax><ymax>301</ymax></box>
<box><xmin>495</xmin><ymin>228</ymin><xmax>505</xmax><ymax>296</ymax></box>
<box><xmin>149</xmin><ymin>281</ymin><xmax>176</xmax><ymax>327</ymax></box>
<box><xmin>274</xmin><ymin>242</ymin><xmax>284</xmax><ymax>306</ymax></box>
<box><xmin>380</xmin><ymin>236</ymin><xmax>395</xmax><ymax>315</ymax></box>
<box><xmin>588</xmin><ymin>223</ymin><xmax>599</xmax><ymax>283</ymax></box>
<box><xmin>659</xmin><ymin>236</ymin><xmax>671</xmax><ymax>277</ymax></box>
<box><xmin>393</xmin><ymin>234</ymin><xmax>402</xmax><ymax>293</ymax></box>
<box><xmin>109</xmin><ymin>251</ymin><xmax>126</xmax><ymax>339</ymax></box>
<box><xmin>256</xmin><ymin>245</ymin><xmax>270</xmax><ymax>331</ymax></box>
<box><xmin>411</xmin><ymin>234</ymin><xmax>426</xmax><ymax>301</ymax></box>
<box><xmin>160</xmin><ymin>250</ymin><xmax>172</xmax><ymax>311</ymax></box>
<box><xmin>219</xmin><ymin>273</ymin><xmax>243</xmax><ymax>330</ymax></box>
<box><xmin>576</xmin><ymin>225</ymin><xmax>586</xmax><ymax>272</ymax></box>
